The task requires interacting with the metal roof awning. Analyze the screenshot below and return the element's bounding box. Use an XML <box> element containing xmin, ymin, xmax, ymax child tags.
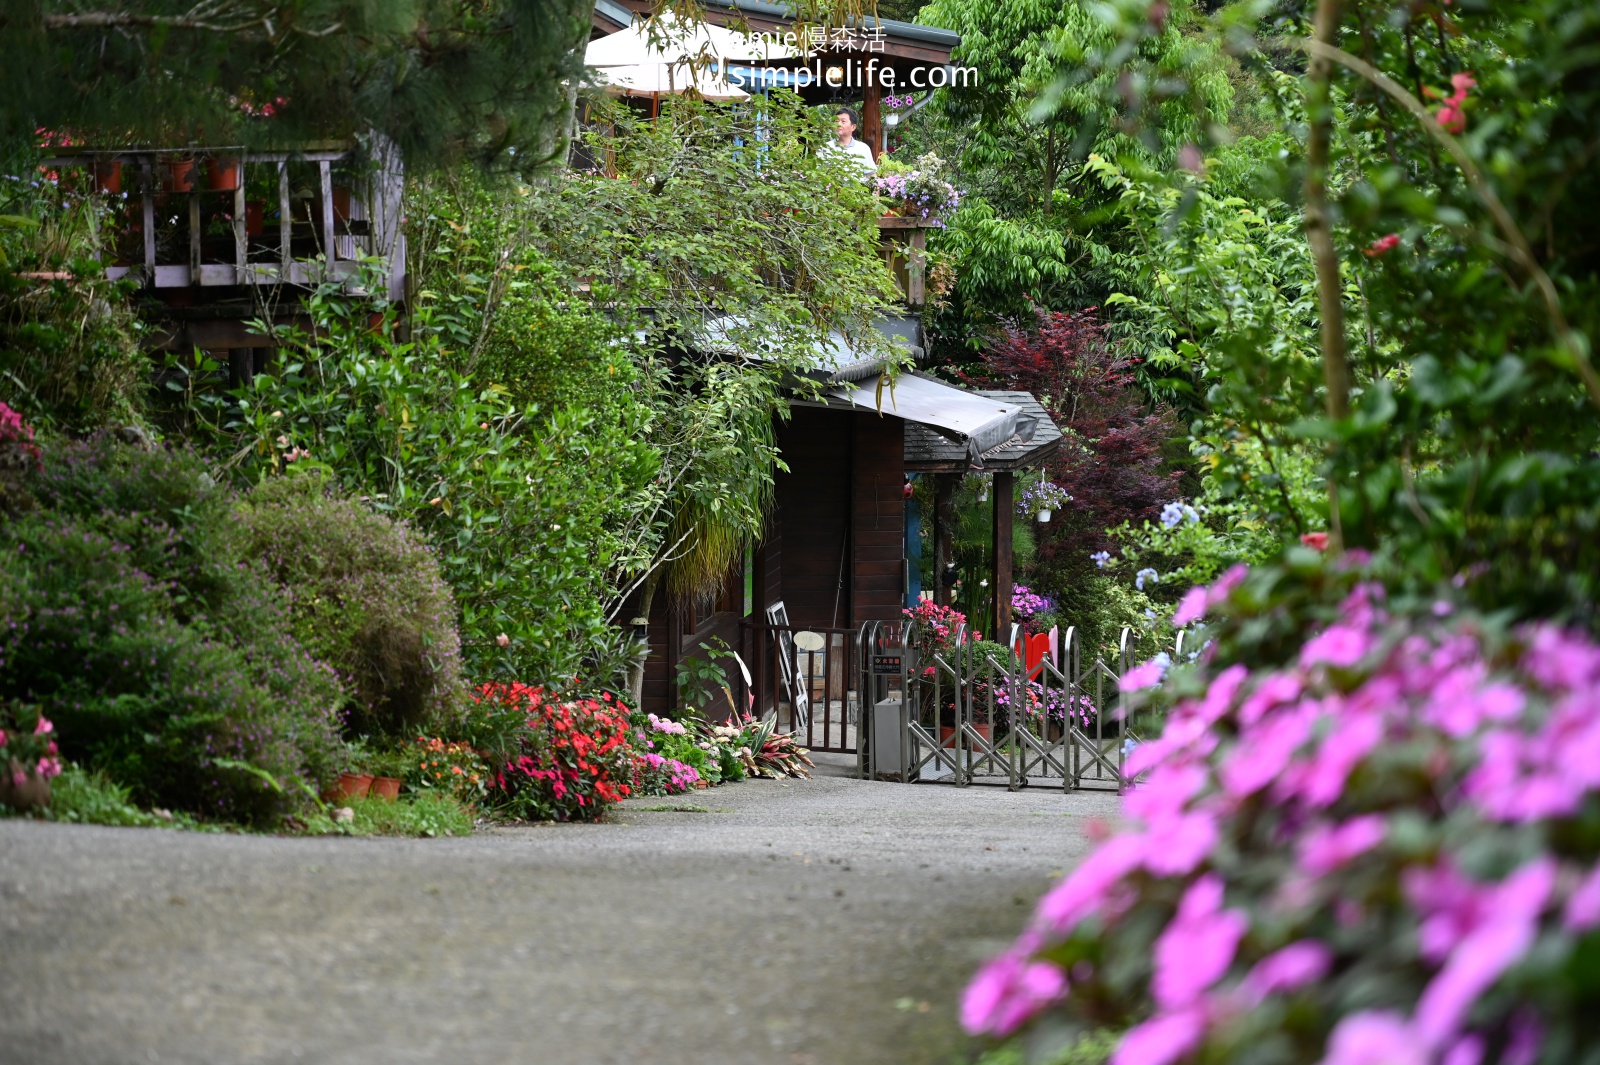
<box><xmin>827</xmin><ymin>373</ymin><xmax>1036</xmax><ymax>464</ymax></box>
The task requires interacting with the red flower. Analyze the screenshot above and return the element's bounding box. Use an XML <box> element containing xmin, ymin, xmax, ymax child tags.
<box><xmin>1301</xmin><ymin>532</ymin><xmax>1330</xmax><ymax>551</ymax></box>
<box><xmin>1364</xmin><ymin>234</ymin><xmax>1401</xmax><ymax>258</ymax></box>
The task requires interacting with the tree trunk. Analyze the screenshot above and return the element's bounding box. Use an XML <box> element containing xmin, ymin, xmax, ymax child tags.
<box><xmin>626</xmin><ymin>569</ymin><xmax>662</xmax><ymax>708</ymax></box>
<box><xmin>1303</xmin><ymin>0</ymin><xmax>1349</xmax><ymax>550</ymax></box>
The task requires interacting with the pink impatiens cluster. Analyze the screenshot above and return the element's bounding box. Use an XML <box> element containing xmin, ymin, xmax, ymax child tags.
<box><xmin>964</xmin><ymin>566</ymin><xmax>1600</xmax><ymax>1065</ymax></box>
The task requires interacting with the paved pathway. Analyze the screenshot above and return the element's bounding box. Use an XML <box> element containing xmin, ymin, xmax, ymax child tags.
<box><xmin>0</xmin><ymin>759</ymin><xmax>1117</xmax><ymax>1065</ymax></box>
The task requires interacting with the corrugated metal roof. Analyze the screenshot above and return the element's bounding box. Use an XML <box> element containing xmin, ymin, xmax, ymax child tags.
<box><xmin>903</xmin><ymin>389</ymin><xmax>1062</xmax><ymax>471</ymax></box>
<box><xmin>827</xmin><ymin>373</ymin><xmax>1030</xmax><ymax>463</ymax></box>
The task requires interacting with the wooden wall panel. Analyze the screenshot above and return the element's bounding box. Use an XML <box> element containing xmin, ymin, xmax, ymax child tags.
<box><xmin>852</xmin><ymin>411</ymin><xmax>906</xmax><ymax>626</ymax></box>
<box><xmin>774</xmin><ymin>407</ymin><xmax>854</xmax><ymax>628</ymax></box>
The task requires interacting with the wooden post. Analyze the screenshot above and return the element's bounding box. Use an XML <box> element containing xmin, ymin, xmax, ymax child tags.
<box><xmin>907</xmin><ymin>227</ymin><xmax>927</xmax><ymax>307</ymax></box>
<box><xmin>233</xmin><ymin>169</ymin><xmax>246</xmax><ymax>281</ymax></box>
<box><xmin>992</xmin><ymin>471</ymin><xmax>1014</xmax><ymax>641</ymax></box>
<box><xmin>187</xmin><ymin>187</ymin><xmax>201</xmax><ymax>281</ymax></box>
<box><xmin>319</xmin><ymin>160</ymin><xmax>335</xmax><ymax>276</ymax></box>
<box><xmin>141</xmin><ymin>160</ymin><xmax>156</xmax><ymax>277</ymax></box>
<box><xmin>862</xmin><ymin>78</ymin><xmax>882</xmax><ymax>163</ymax></box>
<box><xmin>278</xmin><ymin>160</ymin><xmax>291</xmax><ymax>274</ymax></box>
<box><xmin>934</xmin><ymin>473</ymin><xmax>956</xmax><ymax>607</ymax></box>
<box><xmin>227</xmin><ymin>349</ymin><xmax>254</xmax><ymax>391</ymax></box>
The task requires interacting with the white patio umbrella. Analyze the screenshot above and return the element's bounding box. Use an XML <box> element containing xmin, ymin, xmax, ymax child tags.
<box><xmin>584</xmin><ymin>13</ymin><xmax>797</xmax><ymax>101</ymax></box>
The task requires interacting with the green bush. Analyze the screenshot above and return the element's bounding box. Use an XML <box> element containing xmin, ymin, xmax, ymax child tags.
<box><xmin>0</xmin><ymin>436</ymin><xmax>347</xmax><ymax>824</ymax></box>
<box><xmin>343</xmin><ymin>791</ymin><xmax>475</xmax><ymax>838</ymax></box>
<box><xmin>228</xmin><ymin>477</ymin><xmax>464</xmax><ymax>740</ymax></box>
<box><xmin>47</xmin><ymin>764</ymin><xmax>170</xmax><ymax>828</ymax></box>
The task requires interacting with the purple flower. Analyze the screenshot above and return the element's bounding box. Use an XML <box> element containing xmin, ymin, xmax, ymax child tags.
<box><xmin>1122</xmin><ymin>659</ymin><xmax>1166</xmax><ymax>692</ymax></box>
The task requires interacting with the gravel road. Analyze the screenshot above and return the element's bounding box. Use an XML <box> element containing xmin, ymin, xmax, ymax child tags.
<box><xmin>0</xmin><ymin>758</ymin><xmax>1117</xmax><ymax>1065</ymax></box>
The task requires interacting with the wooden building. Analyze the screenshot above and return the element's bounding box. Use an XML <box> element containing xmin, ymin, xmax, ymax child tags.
<box><xmin>38</xmin><ymin>142</ymin><xmax>405</xmax><ymax>389</ymax></box>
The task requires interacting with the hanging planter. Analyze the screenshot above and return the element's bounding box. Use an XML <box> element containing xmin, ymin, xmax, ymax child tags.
<box><xmin>1017</xmin><ymin>481</ymin><xmax>1070</xmax><ymax>523</ymax></box>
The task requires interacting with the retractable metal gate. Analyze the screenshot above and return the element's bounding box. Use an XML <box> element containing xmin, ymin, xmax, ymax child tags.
<box><xmin>856</xmin><ymin>619</ymin><xmax>1149</xmax><ymax>791</ymax></box>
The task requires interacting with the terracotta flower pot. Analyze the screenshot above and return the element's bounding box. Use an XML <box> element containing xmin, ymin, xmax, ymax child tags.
<box><xmin>335</xmin><ymin>772</ymin><xmax>374</xmax><ymax>800</ymax></box>
<box><xmin>939</xmin><ymin>724</ymin><xmax>992</xmax><ymax>748</ymax></box>
<box><xmin>244</xmin><ymin>200</ymin><xmax>265</xmax><ymax>237</ymax></box>
<box><xmin>370</xmin><ymin>776</ymin><xmax>401</xmax><ymax>802</ymax></box>
<box><xmin>0</xmin><ymin>760</ymin><xmax>51</xmax><ymax>811</ymax></box>
<box><xmin>206</xmin><ymin>156</ymin><xmax>241</xmax><ymax>191</ymax></box>
<box><xmin>165</xmin><ymin>158</ymin><xmax>197</xmax><ymax>193</ymax></box>
<box><xmin>91</xmin><ymin>159</ymin><xmax>122</xmax><ymax>194</ymax></box>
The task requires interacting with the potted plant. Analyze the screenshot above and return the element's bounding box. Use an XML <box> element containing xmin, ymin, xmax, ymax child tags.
<box><xmin>872</xmin><ymin>152</ymin><xmax>964</xmax><ymax>227</ymax></box>
<box><xmin>367</xmin><ymin>750</ymin><xmax>406</xmax><ymax>802</ymax></box>
<box><xmin>206</xmin><ymin>155</ymin><xmax>241</xmax><ymax>191</ymax></box>
<box><xmin>0</xmin><ymin>702</ymin><xmax>64</xmax><ymax>812</ymax></box>
<box><xmin>91</xmin><ymin>158</ymin><xmax>121</xmax><ymax>194</ymax></box>
<box><xmin>165</xmin><ymin>156</ymin><xmax>197</xmax><ymax>193</ymax></box>
<box><xmin>1017</xmin><ymin>481</ymin><xmax>1070</xmax><ymax>523</ymax></box>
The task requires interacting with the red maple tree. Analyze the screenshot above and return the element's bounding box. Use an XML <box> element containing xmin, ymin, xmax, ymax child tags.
<box><xmin>967</xmin><ymin>310</ymin><xmax>1181</xmax><ymax>569</ymax></box>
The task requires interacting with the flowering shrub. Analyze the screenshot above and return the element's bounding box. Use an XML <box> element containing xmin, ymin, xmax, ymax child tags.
<box><xmin>1012</xmin><ymin>585</ymin><xmax>1051</xmax><ymax>620</ymax></box>
<box><xmin>480</xmin><ymin>683</ymin><xmax>634</xmax><ymax>822</ymax></box>
<box><xmin>906</xmin><ymin>600</ymin><xmax>975</xmax><ymax>667</ymax></box>
<box><xmin>0</xmin><ymin>701</ymin><xmax>62</xmax><ymax>788</ymax></box>
<box><xmin>964</xmin><ymin>558</ymin><xmax>1600</xmax><ymax>1065</ymax></box>
<box><xmin>873</xmin><ymin>152</ymin><xmax>964</xmax><ymax>225</ymax></box>
<box><xmin>405</xmin><ymin>737</ymin><xmax>489</xmax><ymax>804</ymax></box>
<box><xmin>632</xmin><ymin>712</ymin><xmax>703</xmax><ymax>794</ymax></box>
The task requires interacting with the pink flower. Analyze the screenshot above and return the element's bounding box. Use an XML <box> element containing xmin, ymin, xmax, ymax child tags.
<box><xmin>1112</xmin><ymin>1007</ymin><xmax>1205</xmax><ymax>1065</ymax></box>
<box><xmin>1563</xmin><ymin>861</ymin><xmax>1600</xmax><ymax>931</ymax></box>
<box><xmin>1221</xmin><ymin>698</ymin><xmax>1314</xmax><ymax>798</ymax></box>
<box><xmin>1241</xmin><ymin>941</ymin><xmax>1332</xmax><ymax>1002</ymax></box>
<box><xmin>1321</xmin><ymin>1011</ymin><xmax>1428</xmax><ymax>1065</ymax></box>
<box><xmin>1123</xmin><ymin>659</ymin><xmax>1166</xmax><ymax>691</ymax></box>
<box><xmin>496</xmin><ymin>633</ymin><xmax>511</xmax><ymax>647</ymax></box>
<box><xmin>0</xmin><ymin>729</ymin><xmax>7</xmax><ymax>747</ymax></box>
<box><xmin>1300</xmin><ymin>625</ymin><xmax>1373</xmax><ymax>669</ymax></box>
<box><xmin>1413</xmin><ymin>859</ymin><xmax>1554</xmax><ymax>1047</ymax></box>
<box><xmin>33</xmin><ymin>716</ymin><xmax>52</xmax><ymax>735</ymax></box>
<box><xmin>1143</xmin><ymin>811</ymin><xmax>1219</xmax><ymax>877</ymax></box>
<box><xmin>35</xmin><ymin>756</ymin><xmax>61</xmax><ymax>780</ymax></box>
<box><xmin>1036</xmin><ymin>833</ymin><xmax>1145</xmax><ymax>934</ymax></box>
<box><xmin>1172</xmin><ymin>586</ymin><xmax>1207</xmax><ymax>628</ymax></box>
<box><xmin>1301</xmin><ymin>530</ymin><xmax>1332</xmax><ymax>548</ymax></box>
<box><xmin>1297</xmin><ymin>815</ymin><xmax>1386</xmax><ymax>876</ymax></box>
<box><xmin>960</xmin><ymin>952</ymin><xmax>1066</xmax><ymax>1036</ymax></box>
<box><xmin>1275</xmin><ymin>710</ymin><xmax>1382</xmax><ymax>808</ymax></box>
<box><xmin>1152</xmin><ymin>875</ymin><xmax>1247</xmax><ymax>1010</ymax></box>
<box><xmin>1209</xmin><ymin>564</ymin><xmax>1248</xmax><ymax>605</ymax></box>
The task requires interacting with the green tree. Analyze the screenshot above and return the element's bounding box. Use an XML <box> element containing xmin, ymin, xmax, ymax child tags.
<box><xmin>1</xmin><ymin>0</ymin><xmax>592</xmax><ymax>169</ymax></box>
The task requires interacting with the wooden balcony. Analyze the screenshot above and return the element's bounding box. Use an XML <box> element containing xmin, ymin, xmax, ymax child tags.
<box><xmin>39</xmin><ymin>145</ymin><xmax>405</xmax><ymax>302</ymax></box>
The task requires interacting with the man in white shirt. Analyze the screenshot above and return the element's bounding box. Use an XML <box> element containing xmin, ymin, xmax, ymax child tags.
<box><xmin>819</xmin><ymin>107</ymin><xmax>876</xmax><ymax>175</ymax></box>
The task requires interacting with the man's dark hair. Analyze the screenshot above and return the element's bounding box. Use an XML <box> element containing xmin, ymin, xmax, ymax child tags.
<box><xmin>835</xmin><ymin>107</ymin><xmax>861</xmax><ymax>130</ymax></box>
